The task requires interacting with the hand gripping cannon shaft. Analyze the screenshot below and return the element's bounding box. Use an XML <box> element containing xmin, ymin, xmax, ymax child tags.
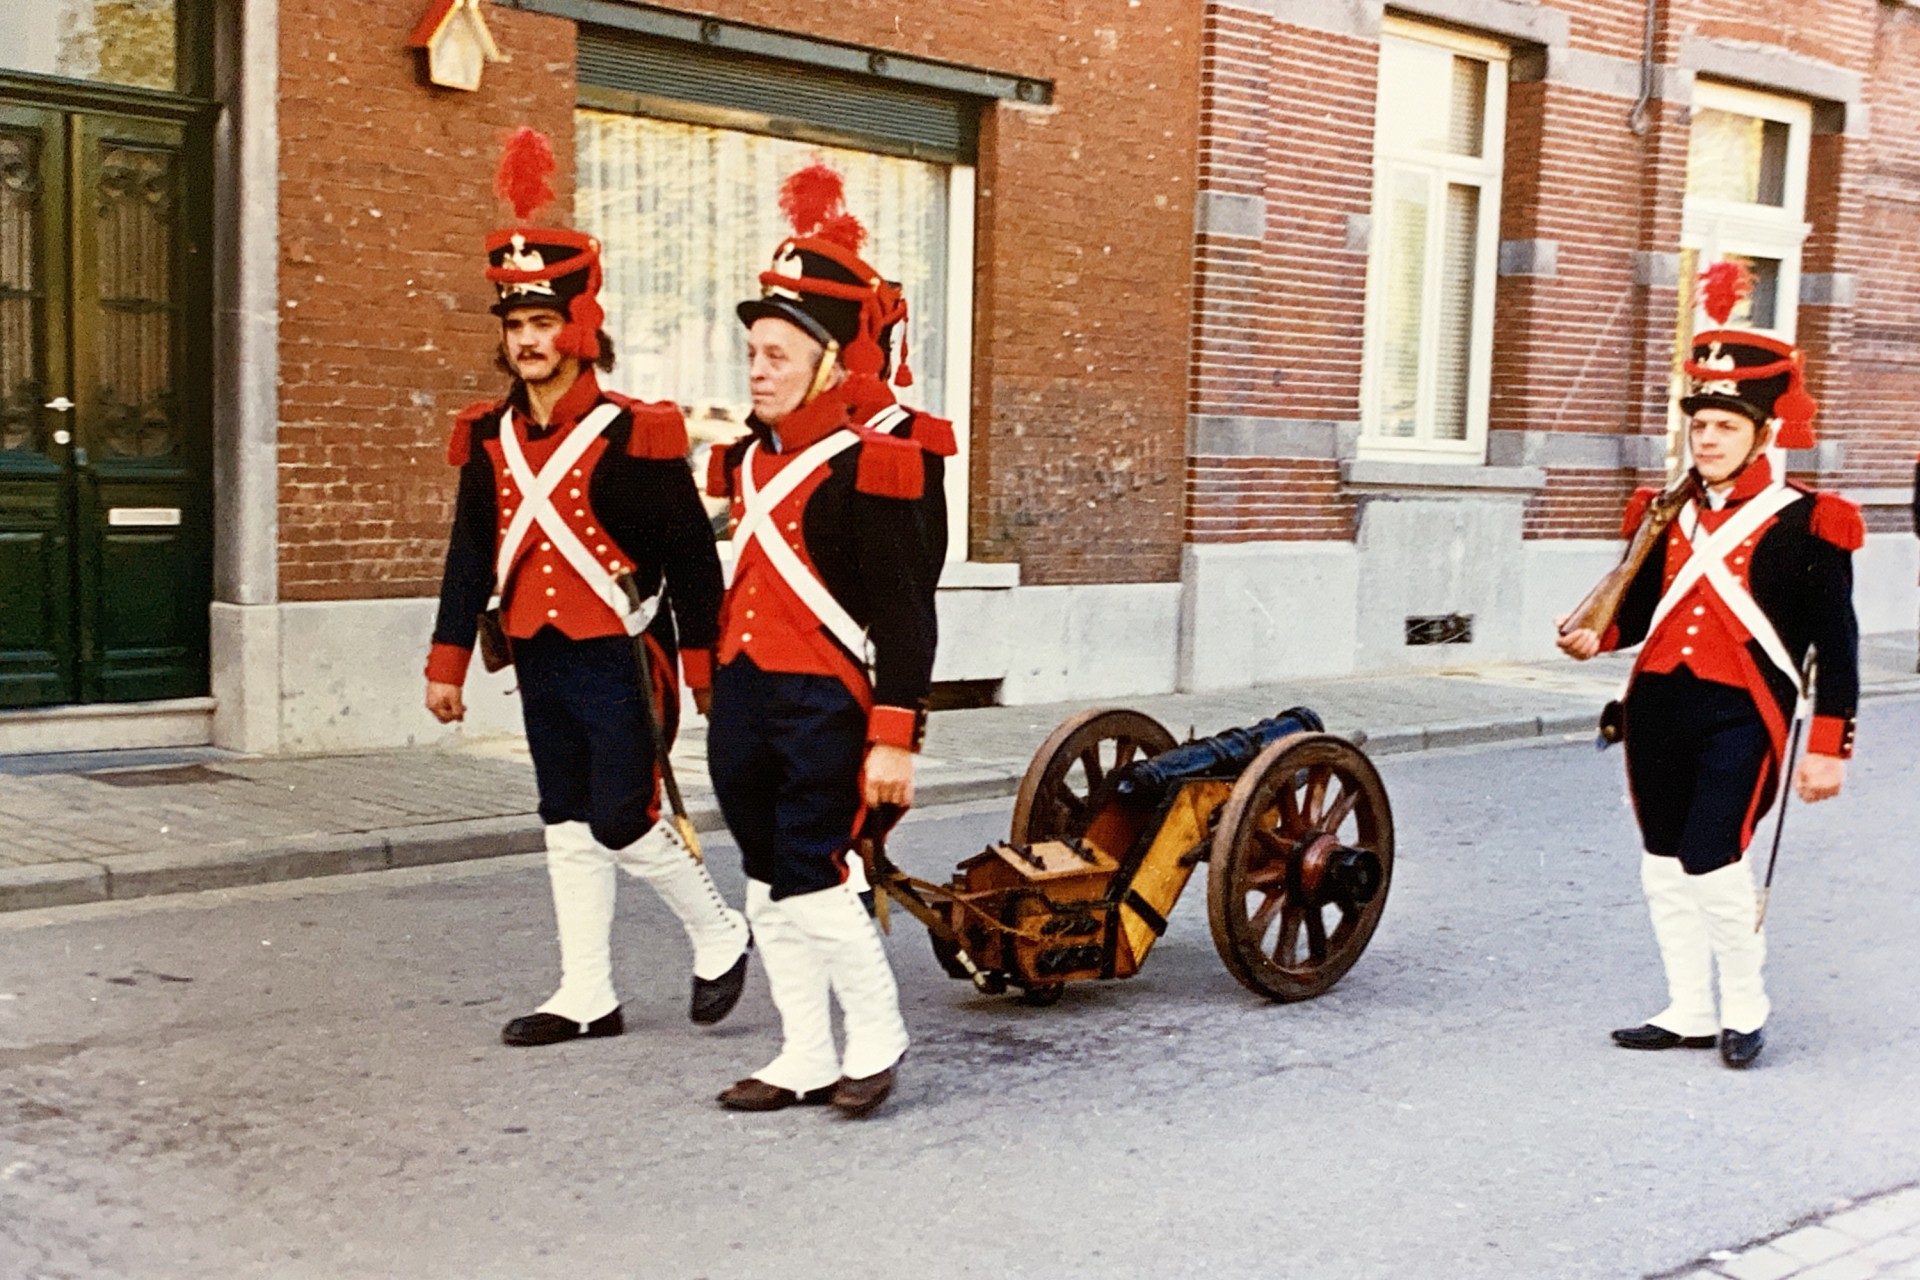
<box><xmin>858</xmin><ymin>707</ymin><xmax>1395</xmax><ymax>1006</ymax></box>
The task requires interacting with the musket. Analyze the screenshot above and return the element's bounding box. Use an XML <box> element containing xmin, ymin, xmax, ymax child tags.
<box><xmin>1756</xmin><ymin>650</ymin><xmax>1819</xmax><ymax>931</ymax></box>
<box><xmin>615</xmin><ymin>573</ymin><xmax>704</xmax><ymax>864</ymax></box>
<box><xmin>1559</xmin><ymin>469</ymin><xmax>1701</xmax><ymax>640</ymax></box>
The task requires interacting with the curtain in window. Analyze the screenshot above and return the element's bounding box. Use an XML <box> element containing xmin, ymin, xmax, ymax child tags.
<box><xmin>575</xmin><ymin>111</ymin><xmax>950</xmax><ymax>468</ymax></box>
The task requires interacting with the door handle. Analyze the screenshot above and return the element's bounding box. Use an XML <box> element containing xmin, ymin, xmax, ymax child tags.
<box><xmin>44</xmin><ymin>396</ymin><xmax>74</xmax><ymax>412</ymax></box>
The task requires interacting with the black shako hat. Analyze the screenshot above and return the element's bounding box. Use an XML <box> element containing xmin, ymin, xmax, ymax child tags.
<box><xmin>736</xmin><ymin>161</ymin><xmax>911</xmax><ymax>387</ymax></box>
<box><xmin>1678</xmin><ymin>260</ymin><xmax>1817</xmax><ymax>448</ymax></box>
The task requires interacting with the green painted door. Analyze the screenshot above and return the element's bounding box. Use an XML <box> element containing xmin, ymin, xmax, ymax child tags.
<box><xmin>0</xmin><ymin>105</ymin><xmax>210</xmax><ymax>708</ymax></box>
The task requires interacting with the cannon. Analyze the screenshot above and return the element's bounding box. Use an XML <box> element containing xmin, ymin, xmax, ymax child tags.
<box><xmin>861</xmin><ymin>706</ymin><xmax>1395</xmax><ymax>1006</ymax></box>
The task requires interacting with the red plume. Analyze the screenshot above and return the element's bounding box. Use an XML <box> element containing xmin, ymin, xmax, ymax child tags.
<box><xmin>1698</xmin><ymin>259</ymin><xmax>1751</xmax><ymax>327</ymax></box>
<box><xmin>779</xmin><ymin>161</ymin><xmax>867</xmax><ymax>252</ymax></box>
<box><xmin>495</xmin><ymin>126</ymin><xmax>556</xmax><ymax>224</ymax></box>
<box><xmin>1772</xmin><ymin>350</ymin><xmax>1818</xmax><ymax>449</ymax></box>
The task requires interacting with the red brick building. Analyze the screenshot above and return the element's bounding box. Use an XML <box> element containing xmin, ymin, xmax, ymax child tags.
<box><xmin>0</xmin><ymin>0</ymin><xmax>1912</xmax><ymax>753</ymax></box>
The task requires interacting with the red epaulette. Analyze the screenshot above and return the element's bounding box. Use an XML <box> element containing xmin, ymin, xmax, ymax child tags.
<box><xmin>1620</xmin><ymin>487</ymin><xmax>1659</xmax><ymax>539</ymax></box>
<box><xmin>855</xmin><ymin>430</ymin><xmax>925</xmax><ymax>500</ymax></box>
<box><xmin>706</xmin><ymin>442</ymin><xmax>734</xmax><ymax>499</ymax></box>
<box><xmin>906</xmin><ymin>413</ymin><xmax>958</xmax><ymax>458</ymax></box>
<box><xmin>1809</xmin><ymin>490</ymin><xmax>1864</xmax><ymax>551</ymax></box>
<box><xmin>447</xmin><ymin>399</ymin><xmax>499</xmax><ymax>466</ymax></box>
<box><xmin>601</xmin><ymin>391</ymin><xmax>688</xmax><ymax>460</ymax></box>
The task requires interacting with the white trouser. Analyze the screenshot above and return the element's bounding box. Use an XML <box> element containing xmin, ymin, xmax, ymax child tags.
<box><xmin>614</xmin><ymin>820</ymin><xmax>749</xmax><ymax>981</ymax></box>
<box><xmin>536</xmin><ymin>821</ymin><xmax>619</xmax><ymax>1024</ymax></box>
<box><xmin>744</xmin><ymin>880</ymin><xmax>839</xmax><ymax>1093</ymax></box>
<box><xmin>1639</xmin><ymin>853</ymin><xmax>1771</xmax><ymax>1036</ymax></box>
<box><xmin>746</xmin><ymin>879</ymin><xmax>910</xmax><ymax>1091</ymax></box>
<box><xmin>1640</xmin><ymin>853</ymin><xmax>1717</xmax><ymax>1038</ymax></box>
<box><xmin>1694</xmin><ymin>857</ymin><xmax>1771</xmax><ymax>1034</ymax></box>
<box><xmin>782</xmin><ymin>881</ymin><xmax>910</xmax><ymax>1081</ymax></box>
<box><xmin>536</xmin><ymin>820</ymin><xmax>749</xmax><ymax>1024</ymax></box>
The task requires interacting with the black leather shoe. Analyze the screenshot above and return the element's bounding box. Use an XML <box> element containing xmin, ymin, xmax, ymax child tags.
<box><xmin>501</xmin><ymin>1007</ymin><xmax>624</xmax><ymax>1047</ymax></box>
<box><xmin>1720</xmin><ymin>1026</ymin><xmax>1765</xmax><ymax>1069</ymax></box>
<box><xmin>1611</xmin><ymin>1023</ymin><xmax>1718</xmax><ymax>1050</ymax></box>
<box><xmin>716</xmin><ymin>1078</ymin><xmax>835</xmax><ymax>1111</ymax></box>
<box><xmin>691</xmin><ymin>947</ymin><xmax>751</xmax><ymax>1025</ymax></box>
<box><xmin>830</xmin><ymin>1066</ymin><xmax>896</xmax><ymax>1118</ymax></box>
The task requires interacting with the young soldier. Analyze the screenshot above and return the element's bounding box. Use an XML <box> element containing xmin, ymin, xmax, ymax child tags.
<box><xmin>705</xmin><ymin>163</ymin><xmax>954</xmax><ymax>1117</ymax></box>
<box><xmin>1558</xmin><ymin>261</ymin><xmax>1861</xmax><ymax>1070</ymax></box>
<box><xmin>425</xmin><ymin>128</ymin><xmax>748</xmax><ymax>1047</ymax></box>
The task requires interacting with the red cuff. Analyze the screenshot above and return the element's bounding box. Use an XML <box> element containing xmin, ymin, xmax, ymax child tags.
<box><xmin>867</xmin><ymin>704</ymin><xmax>925</xmax><ymax>752</ymax></box>
<box><xmin>1597</xmin><ymin>624</ymin><xmax>1621</xmax><ymax>654</ymax></box>
<box><xmin>680</xmin><ymin>647</ymin><xmax>712</xmax><ymax>690</ymax></box>
<box><xmin>1806</xmin><ymin>714</ymin><xmax>1855</xmax><ymax>759</ymax></box>
<box><xmin>425</xmin><ymin>642</ymin><xmax>472</xmax><ymax>686</ymax></box>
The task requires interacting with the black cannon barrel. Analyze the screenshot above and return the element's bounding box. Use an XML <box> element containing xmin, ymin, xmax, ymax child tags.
<box><xmin>1109</xmin><ymin>706</ymin><xmax>1326</xmax><ymax>807</ymax></box>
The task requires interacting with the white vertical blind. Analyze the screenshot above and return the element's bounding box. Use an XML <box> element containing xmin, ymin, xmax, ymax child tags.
<box><xmin>1361</xmin><ymin>22</ymin><xmax>1505</xmax><ymax>458</ymax></box>
<box><xmin>575</xmin><ymin>112</ymin><xmax>950</xmax><ymax>453</ymax></box>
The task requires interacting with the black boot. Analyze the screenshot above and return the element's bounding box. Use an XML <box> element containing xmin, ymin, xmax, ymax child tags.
<box><xmin>501</xmin><ymin>1007</ymin><xmax>624</xmax><ymax>1047</ymax></box>
<box><xmin>1611</xmin><ymin>1023</ymin><xmax>1718</xmax><ymax>1050</ymax></box>
<box><xmin>1720</xmin><ymin>1026</ymin><xmax>1764</xmax><ymax>1069</ymax></box>
<box><xmin>690</xmin><ymin>948</ymin><xmax>750</xmax><ymax>1025</ymax></box>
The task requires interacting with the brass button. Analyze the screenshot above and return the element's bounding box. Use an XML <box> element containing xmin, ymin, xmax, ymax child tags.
<box><xmin>540</xmin><ymin>541</ymin><xmax>551</xmax><ymax>551</ymax></box>
<box><xmin>1681</xmin><ymin>646</ymin><xmax>1694</xmax><ymax>656</ymax></box>
<box><xmin>596</xmin><ymin>544</ymin><xmax>607</xmax><ymax>553</ymax></box>
<box><xmin>542</xmin><ymin>565</ymin><xmax>553</xmax><ymax>575</ymax></box>
<box><xmin>742</xmin><ymin>632</ymin><xmax>753</xmax><ymax>643</ymax></box>
<box><xmin>547</xmin><ymin>609</ymin><xmax>558</xmax><ymax>619</ymax></box>
<box><xmin>1686</xmin><ymin>626</ymin><xmax>1698</xmax><ymax>635</ymax></box>
<box><xmin>1693</xmin><ymin>606</ymin><xmax>1705</xmax><ymax>616</ymax></box>
<box><xmin>570</xmin><ymin>488</ymin><xmax>580</xmax><ymax>498</ymax></box>
<box><xmin>585</xmin><ymin>526</ymin><xmax>596</xmax><ymax>535</ymax></box>
<box><xmin>546</xmin><ymin>587</ymin><xmax>556</xmax><ymax>597</ymax></box>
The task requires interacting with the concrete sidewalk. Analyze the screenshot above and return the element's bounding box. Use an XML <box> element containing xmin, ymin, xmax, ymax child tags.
<box><xmin>4</xmin><ymin>631</ymin><xmax>1915</xmax><ymax>914</ymax></box>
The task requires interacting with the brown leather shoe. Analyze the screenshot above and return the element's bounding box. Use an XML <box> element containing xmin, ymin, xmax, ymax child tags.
<box><xmin>830</xmin><ymin>1066</ymin><xmax>896</xmax><ymax>1118</ymax></box>
<box><xmin>716</xmin><ymin>1077</ymin><xmax>834</xmax><ymax>1112</ymax></box>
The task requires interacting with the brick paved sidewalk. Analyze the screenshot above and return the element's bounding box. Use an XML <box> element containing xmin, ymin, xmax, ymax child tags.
<box><xmin>1664</xmin><ymin>1183</ymin><xmax>1920</xmax><ymax>1280</ymax></box>
<box><xmin>3</xmin><ymin>631</ymin><xmax>1914</xmax><ymax>913</ymax></box>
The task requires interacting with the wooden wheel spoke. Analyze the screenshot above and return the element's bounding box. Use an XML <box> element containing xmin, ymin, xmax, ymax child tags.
<box><xmin>1078</xmin><ymin>746</ymin><xmax>1105</xmax><ymax>793</ymax></box>
<box><xmin>1054</xmin><ymin>785</ymin><xmax>1088</xmax><ymax>826</ymax></box>
<box><xmin>1248</xmin><ymin>888</ymin><xmax>1287</xmax><ymax>941</ymax></box>
<box><xmin>1276</xmin><ymin>781</ymin><xmax>1302</xmax><ymax>830</ymax></box>
<box><xmin>1241</xmin><ymin>861</ymin><xmax>1287</xmax><ymax>890</ymax></box>
<box><xmin>1303</xmin><ymin>766</ymin><xmax>1330</xmax><ymax>826</ymax></box>
<box><xmin>1273</xmin><ymin>904</ymin><xmax>1303</xmax><ymax>965</ymax></box>
<box><xmin>1321</xmin><ymin>782</ymin><xmax>1360</xmax><ymax>834</ymax></box>
<box><xmin>1114</xmin><ymin>738</ymin><xmax>1140</xmax><ymax>770</ymax></box>
<box><xmin>1253</xmin><ymin>826</ymin><xmax>1292</xmax><ymax>859</ymax></box>
<box><xmin>1302</xmin><ymin>901</ymin><xmax>1328</xmax><ymax>962</ymax></box>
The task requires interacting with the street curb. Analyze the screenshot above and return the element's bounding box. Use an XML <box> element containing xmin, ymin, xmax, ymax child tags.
<box><xmin>5</xmin><ymin>683</ymin><xmax>1913</xmax><ymax>915</ymax></box>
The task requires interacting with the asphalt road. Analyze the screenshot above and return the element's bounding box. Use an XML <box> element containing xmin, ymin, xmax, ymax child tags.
<box><xmin>4</xmin><ymin>696</ymin><xmax>1918</xmax><ymax>1280</ymax></box>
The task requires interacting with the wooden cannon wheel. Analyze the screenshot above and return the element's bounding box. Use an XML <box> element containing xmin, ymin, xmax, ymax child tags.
<box><xmin>1206</xmin><ymin>733</ymin><xmax>1394</xmax><ymax>1002</ymax></box>
<box><xmin>1009</xmin><ymin>707</ymin><xmax>1178</xmax><ymax>844</ymax></box>
<box><xmin>994</xmin><ymin>708</ymin><xmax>1177</xmax><ymax>1004</ymax></box>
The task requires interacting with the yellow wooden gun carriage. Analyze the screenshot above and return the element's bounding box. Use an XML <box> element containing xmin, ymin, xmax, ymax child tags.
<box><xmin>862</xmin><ymin>707</ymin><xmax>1395</xmax><ymax>1005</ymax></box>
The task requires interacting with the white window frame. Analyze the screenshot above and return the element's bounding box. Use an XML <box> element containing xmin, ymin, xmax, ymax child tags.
<box><xmin>1358</xmin><ymin>17</ymin><xmax>1508</xmax><ymax>463</ymax></box>
<box><xmin>1670</xmin><ymin>82</ymin><xmax>1813</xmax><ymax>463</ymax></box>
<box><xmin>1680</xmin><ymin>81</ymin><xmax>1813</xmax><ymax>340</ymax></box>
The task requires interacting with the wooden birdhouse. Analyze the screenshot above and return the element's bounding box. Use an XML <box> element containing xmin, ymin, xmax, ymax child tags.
<box><xmin>407</xmin><ymin>0</ymin><xmax>505</xmax><ymax>93</ymax></box>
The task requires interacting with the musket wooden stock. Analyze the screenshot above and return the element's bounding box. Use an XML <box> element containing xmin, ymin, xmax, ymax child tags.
<box><xmin>1558</xmin><ymin>474</ymin><xmax>1699</xmax><ymax>639</ymax></box>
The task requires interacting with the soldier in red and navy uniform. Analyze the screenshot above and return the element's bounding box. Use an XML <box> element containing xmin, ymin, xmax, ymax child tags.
<box><xmin>705</xmin><ymin>163</ymin><xmax>954</xmax><ymax>1118</ymax></box>
<box><xmin>1559</xmin><ymin>261</ymin><xmax>1861</xmax><ymax>1070</ymax></box>
<box><xmin>424</xmin><ymin>128</ymin><xmax>748</xmax><ymax>1048</ymax></box>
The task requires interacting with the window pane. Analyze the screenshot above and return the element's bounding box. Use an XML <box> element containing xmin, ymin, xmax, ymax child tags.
<box><xmin>1378</xmin><ymin>168</ymin><xmax>1430</xmax><ymax>439</ymax></box>
<box><xmin>1448</xmin><ymin>57</ymin><xmax>1488</xmax><ymax>158</ymax></box>
<box><xmin>4</xmin><ymin>1</ymin><xmax>177</xmax><ymax>91</ymax></box>
<box><xmin>576</xmin><ymin>112</ymin><xmax>950</xmax><ymax>533</ymax></box>
<box><xmin>93</xmin><ymin>142</ymin><xmax>181</xmax><ymax>460</ymax></box>
<box><xmin>1686</xmin><ymin>108</ymin><xmax>1790</xmax><ymax>208</ymax></box>
<box><xmin>1432</xmin><ymin>184</ymin><xmax>1478</xmax><ymax>442</ymax></box>
<box><xmin>0</xmin><ymin>129</ymin><xmax>46</xmax><ymax>454</ymax></box>
<box><xmin>1379</xmin><ymin>41</ymin><xmax>1488</xmax><ymax>157</ymax></box>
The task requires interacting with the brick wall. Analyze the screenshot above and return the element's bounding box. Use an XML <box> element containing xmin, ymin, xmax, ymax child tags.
<box><xmin>277</xmin><ymin>0</ymin><xmax>578</xmax><ymax>601</ymax></box>
<box><xmin>1844</xmin><ymin>0</ymin><xmax>1920</xmax><ymax>523</ymax></box>
<box><xmin>1190</xmin><ymin>0</ymin><xmax>1919</xmax><ymax>551</ymax></box>
<box><xmin>275</xmin><ymin>0</ymin><xmax>1202</xmax><ymax>595</ymax></box>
